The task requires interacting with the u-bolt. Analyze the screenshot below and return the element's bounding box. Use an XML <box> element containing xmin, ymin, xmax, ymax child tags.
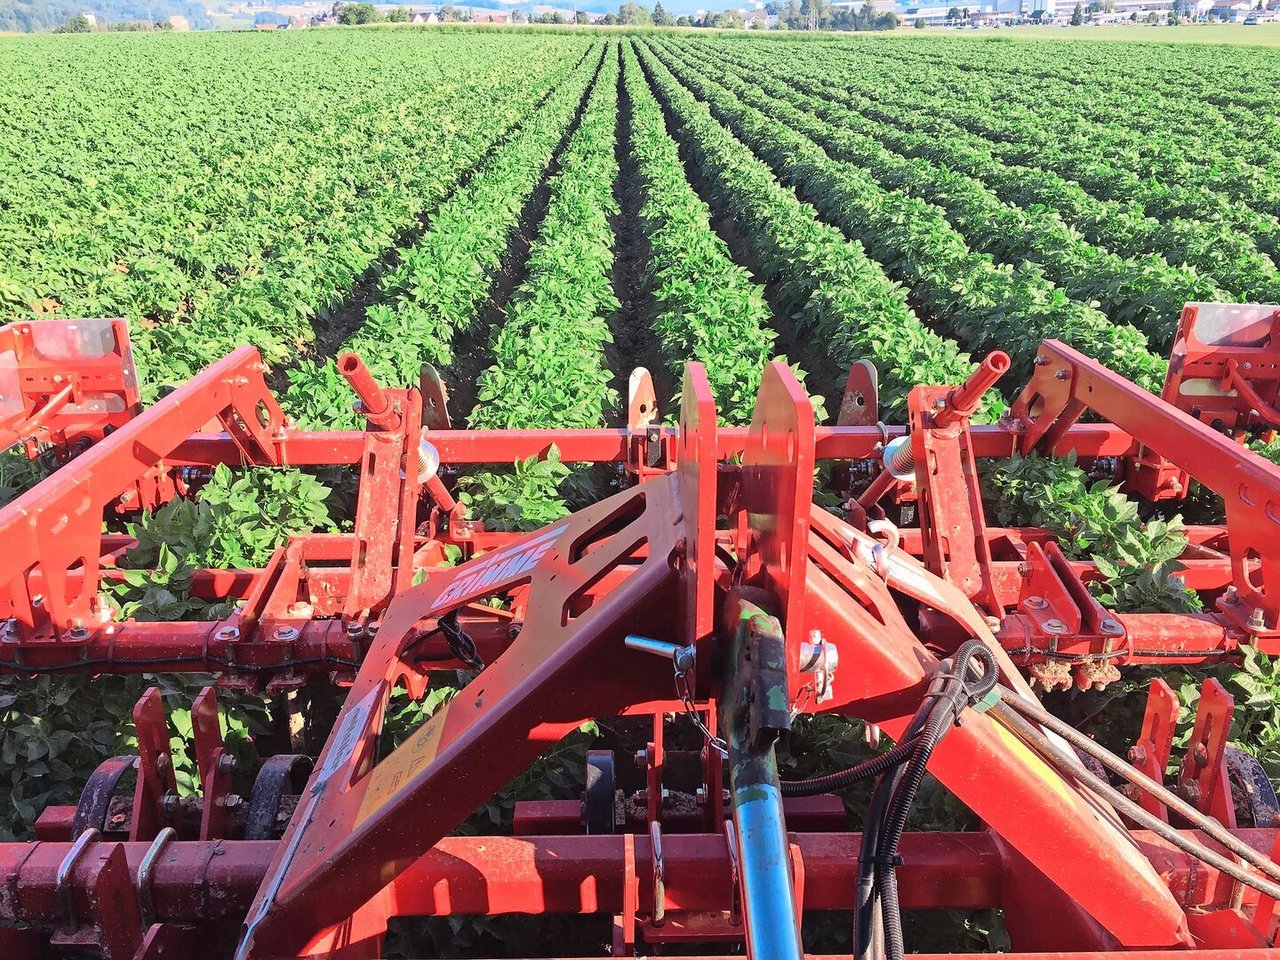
<box><xmin>56</xmin><ymin>828</ymin><xmax>100</xmax><ymax>928</ymax></box>
<box><xmin>136</xmin><ymin>827</ymin><xmax>177</xmax><ymax>929</ymax></box>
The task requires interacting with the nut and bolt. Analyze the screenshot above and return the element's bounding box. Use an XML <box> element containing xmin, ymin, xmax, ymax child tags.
<box><xmin>1100</xmin><ymin>619</ymin><xmax>1124</xmax><ymax>636</ymax></box>
<box><xmin>1054</xmin><ymin>369</ymin><xmax>1070</xmax><ymax>380</ymax></box>
<box><xmin>1127</xmin><ymin>745</ymin><xmax>1148</xmax><ymax>765</ymax></box>
<box><xmin>66</xmin><ymin>625</ymin><xmax>90</xmax><ymax>642</ymax></box>
<box><xmin>215</xmin><ymin>626</ymin><xmax>241</xmax><ymax>642</ymax></box>
<box><xmin>1044</xmin><ymin>619</ymin><xmax>1068</xmax><ymax>635</ymax></box>
<box><xmin>695</xmin><ymin>787</ymin><xmax>706</xmax><ymax>805</ymax></box>
<box><xmin>933</xmin><ymin>398</ymin><xmax>947</xmax><ymax>411</ymax></box>
<box><xmin>1249</xmin><ymin>607</ymin><xmax>1268</xmax><ymax>631</ymax></box>
<box><xmin>221</xmin><ymin>794</ymin><xmax>244</xmax><ymax>810</ymax></box>
<box><xmin>368</xmin><ymin>621</ymin><xmax>381</xmax><ymax>637</ymax></box>
<box><xmin>634</xmin><ymin>749</ymin><xmax>648</xmax><ymax>768</ymax></box>
<box><xmin>1024</xmin><ymin>596</ymin><xmax>1048</xmax><ymax>610</ymax></box>
<box><xmin>1192</xmin><ymin>742</ymin><xmax>1210</xmax><ymax>768</ymax></box>
<box><xmin>345</xmin><ymin>622</ymin><xmax>365</xmax><ymax>639</ymax></box>
<box><xmin>272</xmin><ymin>625</ymin><xmax>300</xmax><ymax>642</ymax></box>
<box><xmin>1224</xmin><ymin>586</ymin><xmax>1239</xmax><ymax>604</ymax></box>
<box><xmin>162</xmin><ymin>792</ymin><xmax>180</xmax><ymax>816</ymax></box>
<box><xmin>1034</xmin><ymin>356</ymin><xmax>1049</xmax><ymax>366</ymax></box>
<box><xmin>218</xmin><ymin>754</ymin><xmax>237</xmax><ymax>774</ymax></box>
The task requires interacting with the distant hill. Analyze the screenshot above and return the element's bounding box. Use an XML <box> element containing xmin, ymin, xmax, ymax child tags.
<box><xmin>0</xmin><ymin>0</ymin><xmax>210</xmax><ymax>32</ymax></box>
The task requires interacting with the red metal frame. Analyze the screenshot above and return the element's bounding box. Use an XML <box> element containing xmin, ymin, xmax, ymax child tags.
<box><xmin>4</xmin><ymin>307</ymin><xmax>1280</xmax><ymax>958</ymax></box>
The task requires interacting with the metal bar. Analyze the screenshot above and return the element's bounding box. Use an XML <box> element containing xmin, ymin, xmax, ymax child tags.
<box><xmin>167</xmin><ymin>422</ymin><xmax>1136</xmax><ymax>468</ymax></box>
<box><xmin>5</xmin><ymin>829</ymin><xmax>1280</xmax><ymax>927</ymax></box>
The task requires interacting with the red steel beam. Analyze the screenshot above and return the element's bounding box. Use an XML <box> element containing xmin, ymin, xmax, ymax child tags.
<box><xmin>3</xmin><ymin>829</ymin><xmax>1276</xmax><ymax>928</ymax></box>
<box><xmin>167</xmin><ymin>423</ymin><xmax>1136</xmax><ymax>468</ymax></box>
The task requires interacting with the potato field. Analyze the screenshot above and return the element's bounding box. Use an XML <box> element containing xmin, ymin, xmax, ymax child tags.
<box><xmin>3</xmin><ymin>23</ymin><xmax>1280</xmax><ymax>958</ymax></box>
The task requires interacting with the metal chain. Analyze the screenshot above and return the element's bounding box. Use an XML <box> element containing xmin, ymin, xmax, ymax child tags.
<box><xmin>674</xmin><ymin>665</ymin><xmax>728</xmax><ymax>757</ymax></box>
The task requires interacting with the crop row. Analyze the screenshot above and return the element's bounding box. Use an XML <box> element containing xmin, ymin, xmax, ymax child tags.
<box><xmin>619</xmin><ymin>43</ymin><xmax>777</xmax><ymax>425</ymax></box>
<box><xmin>630</xmin><ymin>40</ymin><xmax>985</xmax><ymax>421</ymax></box>
<box><xmin>855</xmin><ymin>38</ymin><xmax>1280</xmax><ymax>214</ymax></box>
<box><xmin>283</xmin><ymin>43</ymin><xmax>604</xmax><ymax>430</ymax></box>
<box><xmin>774</xmin><ymin>40</ymin><xmax>1280</xmax><ymax>260</ymax></box>
<box><xmin>702</xmin><ymin>38</ymin><xmax>1280</xmax><ymax>310</ymax></box>
<box><xmin>644</xmin><ymin>39</ymin><xmax>1162</xmax><ymax>391</ymax></box>
<box><xmin>676</xmin><ymin>39</ymin><xmax>1221</xmax><ymax>347</ymax></box>
<box><xmin>460</xmin><ymin>41</ymin><xmax>622</xmax><ymax>531</ymax></box>
<box><xmin>0</xmin><ymin>32</ymin><xmax>587</xmax><ymax>394</ymax></box>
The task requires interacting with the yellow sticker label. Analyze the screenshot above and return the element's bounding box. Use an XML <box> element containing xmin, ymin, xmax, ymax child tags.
<box><xmin>354</xmin><ymin>702</ymin><xmax>451</xmax><ymax>828</ymax></box>
<box><xmin>991</xmin><ymin>719</ymin><xmax>1078</xmax><ymax>808</ymax></box>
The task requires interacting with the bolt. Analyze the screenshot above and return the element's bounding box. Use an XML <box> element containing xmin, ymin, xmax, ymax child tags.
<box><xmin>1193</xmin><ymin>742</ymin><xmax>1210</xmax><ymax>768</ymax></box>
<box><xmin>162</xmin><ymin>792</ymin><xmax>179</xmax><ymax>817</ymax></box>
<box><xmin>985</xmin><ymin>616</ymin><xmax>1002</xmax><ymax>631</ymax></box>
<box><xmin>218</xmin><ymin>754</ymin><xmax>237</xmax><ymax>774</ymax></box>
<box><xmin>118</xmin><ymin>489</ymin><xmax>135</xmax><ymax>505</ymax></box>
<box><xmin>66</xmin><ymin>625</ymin><xmax>90</xmax><ymax>642</ymax></box>
<box><xmin>506</xmin><ymin>623</ymin><xmax>523</xmax><ymax>640</ymax></box>
<box><xmin>1224</xmin><ymin>586</ymin><xmax>1239</xmax><ymax>604</ymax></box>
<box><xmin>368</xmin><ymin>621</ymin><xmax>381</xmax><ymax>637</ymax></box>
<box><xmin>1127</xmin><ymin>744</ymin><xmax>1148</xmax><ymax>765</ymax></box>
<box><xmin>272</xmin><ymin>625</ymin><xmax>300</xmax><ymax>642</ymax></box>
<box><xmin>221</xmin><ymin>794</ymin><xmax>243</xmax><ymax>810</ymax></box>
<box><xmin>933</xmin><ymin>398</ymin><xmax>947</xmax><ymax>411</ymax></box>
<box><xmin>661</xmin><ymin>787</ymin><xmax>670</xmax><ymax>801</ymax></box>
<box><xmin>1044</xmin><ymin>618</ymin><xmax>1067</xmax><ymax>635</ymax></box>
<box><xmin>1034</xmin><ymin>356</ymin><xmax>1049</xmax><ymax>366</ymax></box>
<box><xmin>3</xmin><ymin>618</ymin><xmax>18</xmax><ymax>640</ymax></box>
<box><xmin>1100</xmin><ymin>619</ymin><xmax>1123</xmax><ymax>635</ymax></box>
<box><xmin>1054</xmin><ymin>369</ymin><xmax>1069</xmax><ymax>380</ymax></box>
<box><xmin>156</xmin><ymin>753</ymin><xmax>171</xmax><ymax>774</ymax></box>
<box><xmin>345</xmin><ymin>622</ymin><xmax>365</xmax><ymax>639</ymax></box>
<box><xmin>31</xmin><ymin>595</ymin><xmax>44</xmax><ymax>608</ymax></box>
<box><xmin>1249</xmin><ymin>607</ymin><xmax>1268</xmax><ymax>630</ymax></box>
<box><xmin>695</xmin><ymin>787</ymin><xmax>706</xmax><ymax>805</ymax></box>
<box><xmin>215</xmin><ymin>626</ymin><xmax>240</xmax><ymax>642</ymax></box>
<box><xmin>1024</xmin><ymin>596</ymin><xmax>1048</xmax><ymax>610</ymax></box>
<box><xmin>635</xmin><ymin>749</ymin><xmax>648</xmax><ymax>768</ymax></box>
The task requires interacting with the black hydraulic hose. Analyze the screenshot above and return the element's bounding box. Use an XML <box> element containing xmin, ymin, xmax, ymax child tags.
<box><xmin>990</xmin><ymin>701</ymin><xmax>1280</xmax><ymax>903</ymax></box>
<box><xmin>856</xmin><ymin>640</ymin><xmax>999</xmax><ymax>960</ymax></box>
<box><xmin>995</xmin><ymin>685</ymin><xmax>1280</xmax><ymax>886</ymax></box>
<box><xmin>780</xmin><ymin>736</ymin><xmax>920</xmax><ymax>797</ymax></box>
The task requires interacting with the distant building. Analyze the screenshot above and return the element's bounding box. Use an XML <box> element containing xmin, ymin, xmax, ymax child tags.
<box><xmin>472</xmin><ymin>11</ymin><xmax>509</xmax><ymax>20</ymax></box>
<box><xmin>167</xmin><ymin>14</ymin><xmax>190</xmax><ymax>29</ymax></box>
<box><xmin>1208</xmin><ymin>0</ymin><xmax>1251</xmax><ymax>18</ymax></box>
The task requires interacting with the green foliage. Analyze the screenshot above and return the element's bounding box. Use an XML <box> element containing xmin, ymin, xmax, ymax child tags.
<box><xmin>284</xmin><ymin>45</ymin><xmax>601</xmax><ymax>429</ymax></box>
<box><xmin>466</xmin><ymin>44</ymin><xmax>621</xmax><ymax>528</ymax></box>
<box><xmin>336</xmin><ymin>2</ymin><xmax>382</xmax><ymax>24</ymax></box>
<box><xmin>632</xmin><ymin>39</ymin><xmax>991</xmax><ymax>423</ymax></box>
<box><xmin>647</xmin><ymin>37</ymin><xmax>1166</xmax><ymax>394</ymax></box>
<box><xmin>988</xmin><ymin>454</ymin><xmax>1200</xmax><ymax>613</ymax></box>
<box><xmin>106</xmin><ymin>465</ymin><xmax>334</xmax><ymax>620</ymax></box>
<box><xmin>1216</xmin><ymin>647</ymin><xmax>1280</xmax><ymax>779</ymax></box>
<box><xmin>458</xmin><ymin>447</ymin><xmax>573</xmax><ymax>533</ymax></box>
<box><xmin>54</xmin><ymin>13</ymin><xmax>92</xmax><ymax>31</ymax></box>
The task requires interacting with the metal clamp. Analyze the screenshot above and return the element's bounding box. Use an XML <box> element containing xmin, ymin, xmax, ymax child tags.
<box><xmin>649</xmin><ymin>820</ymin><xmax>666</xmax><ymax>927</ymax></box>
<box><xmin>136</xmin><ymin>826</ymin><xmax>176</xmax><ymax>929</ymax></box>
<box><xmin>56</xmin><ymin>828</ymin><xmax>100</xmax><ymax>928</ymax></box>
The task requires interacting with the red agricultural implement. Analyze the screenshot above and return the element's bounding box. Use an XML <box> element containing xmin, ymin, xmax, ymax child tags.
<box><xmin>4</xmin><ymin>304</ymin><xmax>1280</xmax><ymax>960</ymax></box>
